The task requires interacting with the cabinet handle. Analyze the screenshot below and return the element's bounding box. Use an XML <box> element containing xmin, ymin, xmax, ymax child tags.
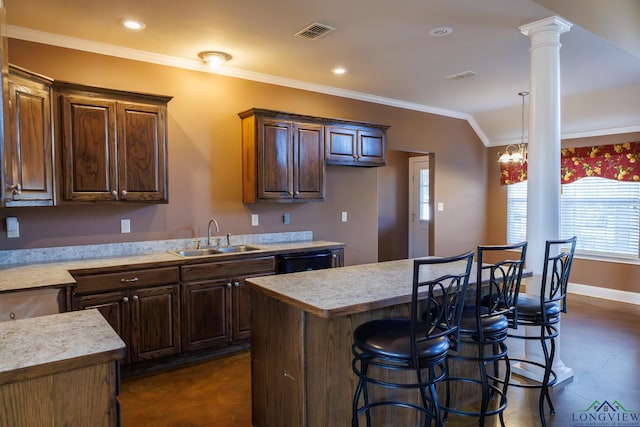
<box><xmin>111</xmin><ymin>190</ymin><xmax>118</xmax><ymax>200</ymax></box>
<box><xmin>234</xmin><ymin>281</ymin><xmax>240</xmax><ymax>288</ymax></box>
<box><xmin>121</xmin><ymin>190</ymin><xmax>128</xmax><ymax>199</ymax></box>
<box><xmin>120</xmin><ymin>277</ymin><xmax>139</xmax><ymax>283</ymax></box>
<box><xmin>9</xmin><ymin>183</ymin><xmax>21</xmax><ymax>195</ymax></box>
<box><xmin>123</xmin><ymin>296</ymin><xmax>129</xmax><ymax>303</ymax></box>
<box><xmin>9</xmin><ymin>312</ymin><xmax>16</xmax><ymax>320</ymax></box>
<box><xmin>288</xmin><ymin>191</ymin><xmax>293</xmax><ymax>196</ymax></box>
<box><xmin>227</xmin><ymin>282</ymin><xmax>232</xmax><ymax>289</ymax></box>
<box><xmin>133</xmin><ymin>295</ymin><xmax>139</xmax><ymax>301</ymax></box>
<box><xmin>294</xmin><ymin>191</ymin><xmax>299</xmax><ymax>196</ymax></box>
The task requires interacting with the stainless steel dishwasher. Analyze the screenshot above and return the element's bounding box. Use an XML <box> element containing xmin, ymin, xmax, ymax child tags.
<box><xmin>276</xmin><ymin>250</ymin><xmax>333</xmax><ymax>273</ymax></box>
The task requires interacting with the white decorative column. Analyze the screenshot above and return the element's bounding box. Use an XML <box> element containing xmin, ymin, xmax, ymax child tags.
<box><xmin>514</xmin><ymin>16</ymin><xmax>573</xmax><ymax>384</ymax></box>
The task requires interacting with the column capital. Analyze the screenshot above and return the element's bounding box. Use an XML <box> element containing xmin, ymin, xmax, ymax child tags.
<box><xmin>518</xmin><ymin>16</ymin><xmax>573</xmax><ymax>36</ymax></box>
<box><xmin>519</xmin><ymin>15</ymin><xmax>573</xmax><ymax>37</ymax></box>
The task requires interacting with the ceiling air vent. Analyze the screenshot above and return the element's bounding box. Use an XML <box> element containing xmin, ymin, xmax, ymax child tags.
<box><xmin>445</xmin><ymin>70</ymin><xmax>476</xmax><ymax>80</ymax></box>
<box><xmin>294</xmin><ymin>22</ymin><xmax>336</xmax><ymax>40</ymax></box>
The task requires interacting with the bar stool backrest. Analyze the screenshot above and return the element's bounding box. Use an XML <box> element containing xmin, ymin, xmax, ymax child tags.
<box><xmin>411</xmin><ymin>251</ymin><xmax>474</xmax><ymax>361</ymax></box>
<box><xmin>540</xmin><ymin>236</ymin><xmax>577</xmax><ymax>318</ymax></box>
<box><xmin>476</xmin><ymin>241</ymin><xmax>528</xmax><ymax>333</ymax></box>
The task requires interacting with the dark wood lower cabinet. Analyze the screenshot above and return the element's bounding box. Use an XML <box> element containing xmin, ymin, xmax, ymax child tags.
<box><xmin>71</xmin><ymin>250</ymin><xmax>342</xmax><ymax>366</ymax></box>
<box><xmin>181</xmin><ymin>272</ymin><xmax>274</xmax><ymax>352</ymax></box>
<box><xmin>182</xmin><ymin>279</ymin><xmax>229</xmax><ymax>351</ymax></box>
<box><xmin>72</xmin><ymin>267</ymin><xmax>181</xmax><ymax>365</ymax></box>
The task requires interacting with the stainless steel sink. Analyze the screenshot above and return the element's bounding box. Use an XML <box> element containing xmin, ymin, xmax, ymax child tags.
<box><xmin>169</xmin><ymin>248</ymin><xmax>221</xmax><ymax>257</ymax></box>
<box><xmin>169</xmin><ymin>245</ymin><xmax>260</xmax><ymax>257</ymax></box>
<box><xmin>212</xmin><ymin>245</ymin><xmax>260</xmax><ymax>253</ymax></box>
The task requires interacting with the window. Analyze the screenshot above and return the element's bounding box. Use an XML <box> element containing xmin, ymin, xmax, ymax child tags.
<box><xmin>419</xmin><ymin>169</ymin><xmax>430</xmax><ymax>221</ymax></box>
<box><xmin>507</xmin><ymin>177</ymin><xmax>640</xmax><ymax>258</ymax></box>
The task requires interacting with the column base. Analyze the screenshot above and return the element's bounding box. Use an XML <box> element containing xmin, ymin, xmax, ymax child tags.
<box><xmin>511</xmin><ymin>360</ymin><xmax>574</xmax><ymax>385</ymax></box>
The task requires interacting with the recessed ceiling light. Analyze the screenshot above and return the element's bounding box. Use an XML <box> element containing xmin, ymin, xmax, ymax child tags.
<box><xmin>332</xmin><ymin>67</ymin><xmax>347</xmax><ymax>75</ymax></box>
<box><xmin>429</xmin><ymin>27</ymin><xmax>453</xmax><ymax>37</ymax></box>
<box><xmin>198</xmin><ymin>51</ymin><xmax>233</xmax><ymax>69</ymax></box>
<box><xmin>122</xmin><ymin>20</ymin><xmax>146</xmax><ymax>31</ymax></box>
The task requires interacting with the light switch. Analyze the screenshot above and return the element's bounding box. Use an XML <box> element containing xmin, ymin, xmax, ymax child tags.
<box><xmin>251</xmin><ymin>214</ymin><xmax>259</xmax><ymax>226</ymax></box>
<box><xmin>283</xmin><ymin>213</ymin><xmax>290</xmax><ymax>225</ymax></box>
<box><xmin>121</xmin><ymin>219</ymin><xmax>131</xmax><ymax>234</ymax></box>
<box><xmin>437</xmin><ymin>202</ymin><xmax>444</xmax><ymax>212</ymax></box>
<box><xmin>6</xmin><ymin>217</ymin><xmax>19</xmax><ymax>238</ymax></box>
<box><xmin>341</xmin><ymin>211</ymin><xmax>348</xmax><ymax>222</ymax></box>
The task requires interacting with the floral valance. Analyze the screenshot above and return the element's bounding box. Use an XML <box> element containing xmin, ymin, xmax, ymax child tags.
<box><xmin>500</xmin><ymin>141</ymin><xmax>640</xmax><ymax>185</ymax></box>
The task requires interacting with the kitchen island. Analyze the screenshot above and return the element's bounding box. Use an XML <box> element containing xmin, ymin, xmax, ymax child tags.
<box><xmin>247</xmin><ymin>258</ymin><xmax>480</xmax><ymax>426</ymax></box>
<box><xmin>0</xmin><ymin>309</ymin><xmax>125</xmax><ymax>426</ymax></box>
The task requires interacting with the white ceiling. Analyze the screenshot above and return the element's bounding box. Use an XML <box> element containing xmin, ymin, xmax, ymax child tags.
<box><xmin>6</xmin><ymin>0</ymin><xmax>640</xmax><ymax>146</ymax></box>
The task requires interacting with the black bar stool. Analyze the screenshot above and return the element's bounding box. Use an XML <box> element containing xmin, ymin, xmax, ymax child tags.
<box><xmin>507</xmin><ymin>236</ymin><xmax>577</xmax><ymax>427</ymax></box>
<box><xmin>351</xmin><ymin>251</ymin><xmax>474</xmax><ymax>427</ymax></box>
<box><xmin>442</xmin><ymin>241</ymin><xmax>527</xmax><ymax>427</ymax></box>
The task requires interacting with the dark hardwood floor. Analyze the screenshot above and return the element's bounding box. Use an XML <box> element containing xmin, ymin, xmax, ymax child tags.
<box><xmin>119</xmin><ymin>294</ymin><xmax>640</xmax><ymax>426</ymax></box>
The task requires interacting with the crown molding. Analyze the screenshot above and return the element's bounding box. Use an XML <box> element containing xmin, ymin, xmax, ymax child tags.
<box><xmin>7</xmin><ymin>25</ymin><xmax>490</xmax><ymax>146</ymax></box>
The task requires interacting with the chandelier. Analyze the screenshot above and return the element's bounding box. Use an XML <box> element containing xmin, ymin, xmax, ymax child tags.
<box><xmin>498</xmin><ymin>91</ymin><xmax>529</xmax><ymax>164</ymax></box>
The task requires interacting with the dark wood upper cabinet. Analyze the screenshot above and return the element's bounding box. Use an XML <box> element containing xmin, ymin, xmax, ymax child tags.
<box><xmin>325</xmin><ymin>124</ymin><xmax>387</xmax><ymax>166</ymax></box>
<box><xmin>3</xmin><ymin>65</ymin><xmax>55</xmax><ymax>207</ymax></box>
<box><xmin>54</xmin><ymin>82</ymin><xmax>171</xmax><ymax>203</ymax></box>
<box><xmin>239</xmin><ymin>108</ymin><xmax>388</xmax><ymax>203</ymax></box>
<box><xmin>240</xmin><ymin>109</ymin><xmax>325</xmax><ymax>203</ymax></box>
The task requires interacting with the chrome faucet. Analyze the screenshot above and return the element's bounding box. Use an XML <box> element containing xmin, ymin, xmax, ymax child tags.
<box><xmin>208</xmin><ymin>218</ymin><xmax>220</xmax><ymax>247</ymax></box>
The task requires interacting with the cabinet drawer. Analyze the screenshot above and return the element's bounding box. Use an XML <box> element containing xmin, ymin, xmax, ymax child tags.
<box><xmin>74</xmin><ymin>267</ymin><xmax>179</xmax><ymax>294</ymax></box>
<box><xmin>181</xmin><ymin>256</ymin><xmax>275</xmax><ymax>282</ymax></box>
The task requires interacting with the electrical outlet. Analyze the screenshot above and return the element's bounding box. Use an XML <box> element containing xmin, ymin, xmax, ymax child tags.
<box><xmin>6</xmin><ymin>217</ymin><xmax>19</xmax><ymax>238</ymax></box>
<box><xmin>121</xmin><ymin>219</ymin><xmax>131</xmax><ymax>233</ymax></box>
<box><xmin>283</xmin><ymin>213</ymin><xmax>290</xmax><ymax>225</ymax></box>
<box><xmin>341</xmin><ymin>211</ymin><xmax>348</xmax><ymax>222</ymax></box>
<box><xmin>437</xmin><ymin>202</ymin><xmax>444</xmax><ymax>212</ymax></box>
<box><xmin>251</xmin><ymin>214</ymin><xmax>259</xmax><ymax>226</ymax></box>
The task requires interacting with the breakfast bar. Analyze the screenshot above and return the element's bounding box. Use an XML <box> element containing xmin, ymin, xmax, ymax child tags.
<box><xmin>247</xmin><ymin>258</ymin><xmax>480</xmax><ymax>426</ymax></box>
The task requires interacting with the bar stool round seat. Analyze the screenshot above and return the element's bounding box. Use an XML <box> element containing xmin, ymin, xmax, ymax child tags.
<box><xmin>351</xmin><ymin>252</ymin><xmax>474</xmax><ymax>427</ymax></box>
<box><xmin>442</xmin><ymin>241</ymin><xmax>528</xmax><ymax>427</ymax></box>
<box><xmin>507</xmin><ymin>236</ymin><xmax>576</xmax><ymax>427</ymax></box>
<box><xmin>354</xmin><ymin>319</ymin><xmax>451</xmax><ymax>361</ymax></box>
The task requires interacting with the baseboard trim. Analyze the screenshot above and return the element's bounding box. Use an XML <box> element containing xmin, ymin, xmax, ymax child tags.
<box><xmin>568</xmin><ymin>282</ymin><xmax>640</xmax><ymax>305</ymax></box>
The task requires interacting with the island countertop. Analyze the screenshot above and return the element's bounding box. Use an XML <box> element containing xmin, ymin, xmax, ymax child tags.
<box><xmin>246</xmin><ymin>258</ymin><xmax>480</xmax><ymax>318</ymax></box>
<box><xmin>0</xmin><ymin>309</ymin><xmax>125</xmax><ymax>385</ymax></box>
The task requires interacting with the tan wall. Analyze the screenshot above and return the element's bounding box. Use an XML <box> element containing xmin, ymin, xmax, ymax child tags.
<box><xmin>0</xmin><ymin>39</ymin><xmax>487</xmax><ymax>265</ymax></box>
<box><xmin>489</xmin><ymin>133</ymin><xmax>640</xmax><ymax>293</ymax></box>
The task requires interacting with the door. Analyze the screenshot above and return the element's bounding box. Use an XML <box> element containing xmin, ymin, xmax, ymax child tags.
<box><xmin>74</xmin><ymin>290</ymin><xmax>130</xmax><ymax>362</ymax></box>
<box><xmin>409</xmin><ymin>156</ymin><xmax>431</xmax><ymax>258</ymax></box>
<box><xmin>258</xmin><ymin>118</ymin><xmax>293</xmax><ymax>200</ymax></box>
<box><xmin>5</xmin><ymin>68</ymin><xmax>54</xmax><ymax>206</ymax></box>
<box><xmin>117</xmin><ymin>101</ymin><xmax>167</xmax><ymax>202</ymax></box>
<box><xmin>60</xmin><ymin>95</ymin><xmax>117</xmax><ymax>201</ymax></box>
<box><xmin>182</xmin><ymin>279</ymin><xmax>230</xmax><ymax>351</ymax></box>
<box><xmin>293</xmin><ymin>123</ymin><xmax>325</xmax><ymax>200</ymax></box>
<box><xmin>131</xmin><ymin>284</ymin><xmax>181</xmax><ymax>361</ymax></box>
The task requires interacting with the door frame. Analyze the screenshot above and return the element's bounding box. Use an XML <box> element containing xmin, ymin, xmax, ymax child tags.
<box><xmin>408</xmin><ymin>155</ymin><xmax>435</xmax><ymax>258</ymax></box>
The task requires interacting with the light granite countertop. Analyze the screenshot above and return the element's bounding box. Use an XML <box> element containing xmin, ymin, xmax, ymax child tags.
<box><xmin>0</xmin><ymin>239</ymin><xmax>344</xmax><ymax>293</ymax></box>
<box><xmin>0</xmin><ymin>309</ymin><xmax>125</xmax><ymax>385</ymax></box>
<box><xmin>246</xmin><ymin>258</ymin><xmax>480</xmax><ymax>318</ymax></box>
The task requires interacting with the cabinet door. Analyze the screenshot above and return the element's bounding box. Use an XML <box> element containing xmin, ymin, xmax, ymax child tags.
<box><xmin>117</xmin><ymin>101</ymin><xmax>167</xmax><ymax>202</ymax></box>
<box><xmin>73</xmin><ymin>290</ymin><xmax>130</xmax><ymax>362</ymax></box>
<box><xmin>293</xmin><ymin>123</ymin><xmax>325</xmax><ymax>200</ymax></box>
<box><xmin>325</xmin><ymin>125</ymin><xmax>386</xmax><ymax>166</ymax></box>
<box><xmin>130</xmin><ymin>284</ymin><xmax>181</xmax><ymax>362</ymax></box>
<box><xmin>182</xmin><ymin>280</ymin><xmax>230</xmax><ymax>352</ymax></box>
<box><xmin>230</xmin><ymin>277</ymin><xmax>252</xmax><ymax>341</ymax></box>
<box><xmin>325</xmin><ymin>125</ymin><xmax>357</xmax><ymax>165</ymax></box>
<box><xmin>4</xmin><ymin>68</ymin><xmax>54</xmax><ymax>206</ymax></box>
<box><xmin>357</xmin><ymin>127</ymin><xmax>386</xmax><ymax>166</ymax></box>
<box><xmin>59</xmin><ymin>95</ymin><xmax>117</xmax><ymax>201</ymax></box>
<box><xmin>257</xmin><ymin>117</ymin><xmax>293</xmax><ymax>200</ymax></box>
